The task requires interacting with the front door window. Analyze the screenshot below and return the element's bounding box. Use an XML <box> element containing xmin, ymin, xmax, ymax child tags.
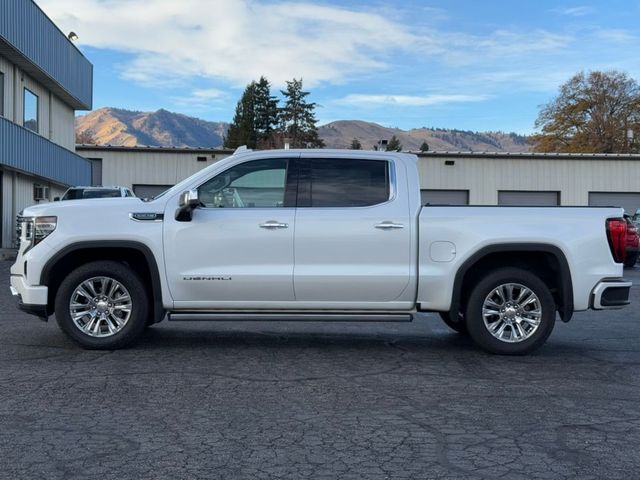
<box><xmin>198</xmin><ymin>159</ymin><xmax>287</xmax><ymax>208</ymax></box>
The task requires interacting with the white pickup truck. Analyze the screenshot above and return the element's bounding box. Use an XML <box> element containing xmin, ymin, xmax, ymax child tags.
<box><xmin>10</xmin><ymin>149</ymin><xmax>632</xmax><ymax>354</ymax></box>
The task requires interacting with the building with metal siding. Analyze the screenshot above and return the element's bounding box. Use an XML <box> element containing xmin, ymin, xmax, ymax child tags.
<box><xmin>0</xmin><ymin>0</ymin><xmax>93</xmax><ymax>109</ymax></box>
<box><xmin>416</xmin><ymin>152</ymin><xmax>640</xmax><ymax>213</ymax></box>
<box><xmin>76</xmin><ymin>146</ymin><xmax>234</xmax><ymax>198</ymax></box>
<box><xmin>1</xmin><ymin>118</ymin><xmax>92</xmax><ymax>185</ymax></box>
<box><xmin>0</xmin><ymin>0</ymin><xmax>93</xmax><ymax>248</ymax></box>
<box><xmin>76</xmin><ymin>146</ymin><xmax>640</xmax><ymax>214</ymax></box>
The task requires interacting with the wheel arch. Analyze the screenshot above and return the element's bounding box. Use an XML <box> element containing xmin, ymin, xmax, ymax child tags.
<box><xmin>450</xmin><ymin>243</ymin><xmax>574</xmax><ymax>323</ymax></box>
<box><xmin>41</xmin><ymin>241</ymin><xmax>165</xmax><ymax>324</ymax></box>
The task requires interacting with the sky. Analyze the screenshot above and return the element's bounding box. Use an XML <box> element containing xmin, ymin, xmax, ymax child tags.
<box><xmin>38</xmin><ymin>0</ymin><xmax>640</xmax><ymax>134</ymax></box>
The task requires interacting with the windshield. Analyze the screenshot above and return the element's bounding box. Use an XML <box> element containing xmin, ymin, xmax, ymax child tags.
<box><xmin>150</xmin><ymin>188</ymin><xmax>171</xmax><ymax>201</ymax></box>
<box><xmin>63</xmin><ymin>188</ymin><xmax>121</xmax><ymax>200</ymax></box>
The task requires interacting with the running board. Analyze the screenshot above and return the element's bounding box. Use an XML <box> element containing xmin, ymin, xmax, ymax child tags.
<box><xmin>168</xmin><ymin>312</ymin><xmax>413</xmax><ymax>322</ymax></box>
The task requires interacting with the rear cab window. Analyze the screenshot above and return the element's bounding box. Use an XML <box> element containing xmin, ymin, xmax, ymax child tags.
<box><xmin>302</xmin><ymin>158</ymin><xmax>391</xmax><ymax>207</ymax></box>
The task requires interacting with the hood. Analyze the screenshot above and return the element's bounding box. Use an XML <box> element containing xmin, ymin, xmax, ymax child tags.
<box><xmin>21</xmin><ymin>197</ymin><xmax>147</xmax><ymax>218</ymax></box>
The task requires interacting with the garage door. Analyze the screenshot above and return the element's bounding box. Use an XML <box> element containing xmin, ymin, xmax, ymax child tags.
<box><xmin>498</xmin><ymin>191</ymin><xmax>559</xmax><ymax>206</ymax></box>
<box><xmin>133</xmin><ymin>184</ymin><xmax>172</xmax><ymax>199</ymax></box>
<box><xmin>421</xmin><ymin>189</ymin><xmax>469</xmax><ymax>205</ymax></box>
<box><xmin>588</xmin><ymin>192</ymin><xmax>640</xmax><ymax>214</ymax></box>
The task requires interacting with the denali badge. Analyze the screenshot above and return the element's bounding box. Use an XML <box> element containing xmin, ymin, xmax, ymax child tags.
<box><xmin>183</xmin><ymin>276</ymin><xmax>232</xmax><ymax>281</ymax></box>
<box><xmin>129</xmin><ymin>212</ymin><xmax>164</xmax><ymax>222</ymax></box>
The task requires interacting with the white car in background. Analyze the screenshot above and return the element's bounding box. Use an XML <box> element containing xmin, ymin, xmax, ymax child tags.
<box><xmin>57</xmin><ymin>186</ymin><xmax>135</xmax><ymax>201</ymax></box>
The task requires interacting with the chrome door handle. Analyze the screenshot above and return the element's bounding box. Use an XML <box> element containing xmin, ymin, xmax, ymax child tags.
<box><xmin>375</xmin><ymin>222</ymin><xmax>404</xmax><ymax>229</ymax></box>
<box><xmin>259</xmin><ymin>221</ymin><xmax>289</xmax><ymax>229</ymax></box>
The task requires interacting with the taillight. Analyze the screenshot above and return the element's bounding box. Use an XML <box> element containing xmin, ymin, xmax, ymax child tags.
<box><xmin>606</xmin><ymin>218</ymin><xmax>627</xmax><ymax>263</ymax></box>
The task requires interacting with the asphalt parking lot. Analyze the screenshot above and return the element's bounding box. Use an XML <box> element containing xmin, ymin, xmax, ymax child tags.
<box><xmin>1</xmin><ymin>260</ymin><xmax>639</xmax><ymax>480</ymax></box>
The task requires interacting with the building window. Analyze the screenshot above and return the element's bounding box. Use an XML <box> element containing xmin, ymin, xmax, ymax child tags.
<box><xmin>421</xmin><ymin>189</ymin><xmax>469</xmax><ymax>205</ymax></box>
<box><xmin>498</xmin><ymin>191</ymin><xmax>560</xmax><ymax>206</ymax></box>
<box><xmin>23</xmin><ymin>88</ymin><xmax>39</xmax><ymax>132</ymax></box>
<box><xmin>588</xmin><ymin>192</ymin><xmax>640</xmax><ymax>215</ymax></box>
<box><xmin>0</xmin><ymin>71</ymin><xmax>4</xmax><ymax>117</ymax></box>
<box><xmin>197</xmin><ymin>156</ymin><xmax>207</xmax><ymax>162</ymax></box>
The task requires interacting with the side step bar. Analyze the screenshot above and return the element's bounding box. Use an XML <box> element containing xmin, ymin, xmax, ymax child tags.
<box><xmin>168</xmin><ymin>312</ymin><xmax>413</xmax><ymax>322</ymax></box>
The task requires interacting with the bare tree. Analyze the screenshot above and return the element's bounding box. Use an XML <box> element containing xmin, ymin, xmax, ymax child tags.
<box><xmin>533</xmin><ymin>70</ymin><xmax>640</xmax><ymax>153</ymax></box>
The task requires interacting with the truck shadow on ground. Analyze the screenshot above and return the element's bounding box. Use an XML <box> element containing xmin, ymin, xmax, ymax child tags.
<box><xmin>134</xmin><ymin>324</ymin><xmax>476</xmax><ymax>351</ymax></box>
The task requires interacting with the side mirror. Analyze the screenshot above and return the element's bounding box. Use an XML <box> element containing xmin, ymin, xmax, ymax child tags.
<box><xmin>175</xmin><ymin>189</ymin><xmax>200</xmax><ymax>221</ymax></box>
<box><xmin>53</xmin><ymin>197</ymin><xmax>60</xmax><ymax>202</ymax></box>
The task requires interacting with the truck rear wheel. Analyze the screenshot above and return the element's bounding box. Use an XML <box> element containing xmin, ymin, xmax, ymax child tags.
<box><xmin>465</xmin><ymin>268</ymin><xmax>555</xmax><ymax>355</ymax></box>
<box><xmin>54</xmin><ymin>261</ymin><xmax>149</xmax><ymax>349</ymax></box>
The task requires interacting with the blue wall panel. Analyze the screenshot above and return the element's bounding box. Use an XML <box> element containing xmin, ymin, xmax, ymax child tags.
<box><xmin>0</xmin><ymin>0</ymin><xmax>93</xmax><ymax>109</ymax></box>
<box><xmin>0</xmin><ymin>116</ymin><xmax>91</xmax><ymax>185</ymax></box>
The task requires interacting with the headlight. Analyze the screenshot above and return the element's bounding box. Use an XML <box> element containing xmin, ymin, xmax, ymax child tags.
<box><xmin>21</xmin><ymin>216</ymin><xmax>57</xmax><ymax>250</ymax></box>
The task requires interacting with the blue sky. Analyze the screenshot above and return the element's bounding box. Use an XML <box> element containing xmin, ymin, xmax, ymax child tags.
<box><xmin>39</xmin><ymin>0</ymin><xmax>640</xmax><ymax>134</ymax></box>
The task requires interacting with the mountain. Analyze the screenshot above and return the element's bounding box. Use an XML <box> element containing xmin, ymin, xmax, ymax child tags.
<box><xmin>76</xmin><ymin>108</ymin><xmax>531</xmax><ymax>152</ymax></box>
<box><xmin>318</xmin><ymin>120</ymin><xmax>531</xmax><ymax>152</ymax></box>
<box><xmin>75</xmin><ymin>108</ymin><xmax>228</xmax><ymax>148</ymax></box>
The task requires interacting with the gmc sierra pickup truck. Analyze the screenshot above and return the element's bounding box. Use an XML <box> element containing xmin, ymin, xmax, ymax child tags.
<box><xmin>10</xmin><ymin>149</ymin><xmax>632</xmax><ymax>354</ymax></box>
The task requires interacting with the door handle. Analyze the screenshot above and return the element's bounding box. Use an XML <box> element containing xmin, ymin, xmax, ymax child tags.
<box><xmin>259</xmin><ymin>221</ymin><xmax>289</xmax><ymax>229</ymax></box>
<box><xmin>375</xmin><ymin>221</ymin><xmax>404</xmax><ymax>229</ymax></box>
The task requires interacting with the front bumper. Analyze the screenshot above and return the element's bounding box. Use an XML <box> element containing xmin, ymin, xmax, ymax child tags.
<box><xmin>9</xmin><ymin>275</ymin><xmax>49</xmax><ymax>319</ymax></box>
<box><xmin>591</xmin><ymin>280</ymin><xmax>632</xmax><ymax>309</ymax></box>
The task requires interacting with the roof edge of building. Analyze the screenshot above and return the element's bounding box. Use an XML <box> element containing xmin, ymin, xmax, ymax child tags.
<box><xmin>75</xmin><ymin>144</ymin><xmax>235</xmax><ymax>154</ymax></box>
<box><xmin>76</xmin><ymin>145</ymin><xmax>640</xmax><ymax>160</ymax></box>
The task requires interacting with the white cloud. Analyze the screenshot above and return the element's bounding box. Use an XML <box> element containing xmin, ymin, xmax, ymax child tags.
<box><xmin>42</xmin><ymin>0</ymin><xmax>640</xmax><ymax>113</ymax></box>
<box><xmin>171</xmin><ymin>88</ymin><xmax>228</xmax><ymax>110</ymax></box>
<box><xmin>552</xmin><ymin>6</ymin><xmax>594</xmax><ymax>16</ymax></box>
<box><xmin>337</xmin><ymin>94</ymin><xmax>489</xmax><ymax>108</ymax></box>
<box><xmin>38</xmin><ymin>0</ymin><xmax>414</xmax><ymax>88</ymax></box>
<box><xmin>422</xmin><ymin>30</ymin><xmax>572</xmax><ymax>67</ymax></box>
<box><xmin>37</xmin><ymin>0</ymin><xmax>577</xmax><ymax>91</ymax></box>
<box><xmin>594</xmin><ymin>29</ymin><xmax>636</xmax><ymax>44</ymax></box>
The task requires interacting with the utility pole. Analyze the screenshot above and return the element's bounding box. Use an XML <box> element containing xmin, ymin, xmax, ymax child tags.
<box><xmin>623</xmin><ymin>118</ymin><xmax>635</xmax><ymax>153</ymax></box>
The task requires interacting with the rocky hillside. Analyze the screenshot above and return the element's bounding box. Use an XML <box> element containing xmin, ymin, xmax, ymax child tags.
<box><xmin>75</xmin><ymin>108</ymin><xmax>228</xmax><ymax>148</ymax></box>
<box><xmin>319</xmin><ymin>120</ymin><xmax>530</xmax><ymax>152</ymax></box>
<box><xmin>76</xmin><ymin>108</ymin><xmax>530</xmax><ymax>152</ymax></box>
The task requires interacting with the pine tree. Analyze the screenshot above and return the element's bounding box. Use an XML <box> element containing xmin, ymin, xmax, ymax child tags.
<box><xmin>350</xmin><ymin>138</ymin><xmax>362</xmax><ymax>150</ymax></box>
<box><xmin>253</xmin><ymin>76</ymin><xmax>279</xmax><ymax>148</ymax></box>
<box><xmin>419</xmin><ymin>141</ymin><xmax>429</xmax><ymax>152</ymax></box>
<box><xmin>224</xmin><ymin>81</ymin><xmax>257</xmax><ymax>149</ymax></box>
<box><xmin>386</xmin><ymin>135</ymin><xmax>402</xmax><ymax>152</ymax></box>
<box><xmin>279</xmin><ymin>78</ymin><xmax>324</xmax><ymax>148</ymax></box>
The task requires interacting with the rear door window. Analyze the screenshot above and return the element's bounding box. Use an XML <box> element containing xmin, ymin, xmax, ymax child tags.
<box><xmin>308</xmin><ymin>158</ymin><xmax>390</xmax><ymax>207</ymax></box>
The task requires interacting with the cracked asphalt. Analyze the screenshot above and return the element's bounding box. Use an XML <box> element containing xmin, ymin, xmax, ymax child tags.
<box><xmin>1</xmin><ymin>260</ymin><xmax>639</xmax><ymax>479</ymax></box>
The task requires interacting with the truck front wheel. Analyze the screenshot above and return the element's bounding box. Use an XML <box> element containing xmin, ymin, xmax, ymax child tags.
<box><xmin>465</xmin><ymin>268</ymin><xmax>555</xmax><ymax>355</ymax></box>
<box><xmin>54</xmin><ymin>261</ymin><xmax>149</xmax><ymax>349</ymax></box>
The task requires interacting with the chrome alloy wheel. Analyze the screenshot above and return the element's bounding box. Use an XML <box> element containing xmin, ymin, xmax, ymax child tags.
<box><xmin>69</xmin><ymin>276</ymin><xmax>132</xmax><ymax>337</ymax></box>
<box><xmin>482</xmin><ymin>283</ymin><xmax>542</xmax><ymax>343</ymax></box>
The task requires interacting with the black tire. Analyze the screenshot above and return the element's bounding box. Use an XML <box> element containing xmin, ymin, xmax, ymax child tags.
<box><xmin>465</xmin><ymin>267</ymin><xmax>555</xmax><ymax>355</ymax></box>
<box><xmin>438</xmin><ymin>312</ymin><xmax>468</xmax><ymax>334</ymax></box>
<box><xmin>624</xmin><ymin>251</ymin><xmax>638</xmax><ymax>268</ymax></box>
<box><xmin>55</xmin><ymin>261</ymin><xmax>149</xmax><ymax>350</ymax></box>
